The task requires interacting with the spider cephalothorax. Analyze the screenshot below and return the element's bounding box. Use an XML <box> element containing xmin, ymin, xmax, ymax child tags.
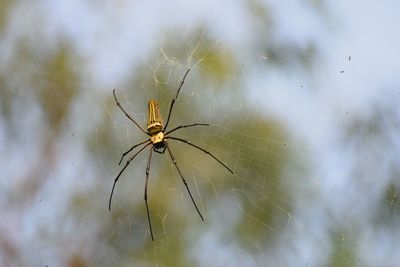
<box><xmin>109</xmin><ymin>69</ymin><xmax>233</xmax><ymax>241</ymax></box>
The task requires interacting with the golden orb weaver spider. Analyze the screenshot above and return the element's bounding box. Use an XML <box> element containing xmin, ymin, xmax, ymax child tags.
<box><xmin>109</xmin><ymin>68</ymin><xmax>233</xmax><ymax>241</ymax></box>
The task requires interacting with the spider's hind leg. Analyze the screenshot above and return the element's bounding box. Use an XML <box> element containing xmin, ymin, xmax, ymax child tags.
<box><xmin>165</xmin><ymin>141</ymin><xmax>204</xmax><ymax>221</ymax></box>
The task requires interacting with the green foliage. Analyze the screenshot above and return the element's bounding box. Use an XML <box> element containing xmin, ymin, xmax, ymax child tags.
<box><xmin>0</xmin><ymin>0</ymin><xmax>11</xmax><ymax>31</ymax></box>
<box><xmin>377</xmin><ymin>182</ymin><xmax>400</xmax><ymax>226</ymax></box>
<box><xmin>39</xmin><ymin>46</ymin><xmax>78</xmax><ymax>133</ymax></box>
<box><xmin>328</xmin><ymin>233</ymin><xmax>358</xmax><ymax>267</ymax></box>
<box><xmin>217</xmin><ymin>114</ymin><xmax>291</xmax><ymax>250</ymax></box>
<box><xmin>195</xmin><ymin>45</ymin><xmax>236</xmax><ymax>84</ymax></box>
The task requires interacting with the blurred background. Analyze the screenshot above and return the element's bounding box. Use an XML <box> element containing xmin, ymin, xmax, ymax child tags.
<box><xmin>1</xmin><ymin>0</ymin><xmax>400</xmax><ymax>266</ymax></box>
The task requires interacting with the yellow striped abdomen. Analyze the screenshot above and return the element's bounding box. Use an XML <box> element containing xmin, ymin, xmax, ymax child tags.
<box><xmin>147</xmin><ymin>99</ymin><xmax>163</xmax><ymax>134</ymax></box>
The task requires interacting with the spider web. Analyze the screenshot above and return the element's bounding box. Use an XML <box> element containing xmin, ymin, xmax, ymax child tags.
<box><xmin>1</xmin><ymin>1</ymin><xmax>400</xmax><ymax>267</ymax></box>
<box><xmin>96</xmin><ymin>29</ymin><xmax>303</xmax><ymax>265</ymax></box>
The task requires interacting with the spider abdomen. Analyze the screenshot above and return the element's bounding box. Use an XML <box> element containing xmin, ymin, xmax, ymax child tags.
<box><xmin>147</xmin><ymin>99</ymin><xmax>163</xmax><ymax>134</ymax></box>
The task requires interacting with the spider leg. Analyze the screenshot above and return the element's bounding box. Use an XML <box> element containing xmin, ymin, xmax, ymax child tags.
<box><xmin>118</xmin><ymin>139</ymin><xmax>151</xmax><ymax>165</ymax></box>
<box><xmin>165</xmin><ymin>141</ymin><xmax>204</xmax><ymax>221</ymax></box>
<box><xmin>163</xmin><ymin>68</ymin><xmax>191</xmax><ymax>131</ymax></box>
<box><xmin>109</xmin><ymin>141</ymin><xmax>152</xmax><ymax>211</ymax></box>
<box><xmin>166</xmin><ymin>136</ymin><xmax>233</xmax><ymax>174</ymax></box>
<box><xmin>165</xmin><ymin>123</ymin><xmax>209</xmax><ymax>135</ymax></box>
<box><xmin>113</xmin><ymin>89</ymin><xmax>150</xmax><ymax>135</ymax></box>
<box><xmin>144</xmin><ymin>146</ymin><xmax>155</xmax><ymax>241</ymax></box>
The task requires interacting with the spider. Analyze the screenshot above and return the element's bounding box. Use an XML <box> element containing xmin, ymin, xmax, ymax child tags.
<box><xmin>109</xmin><ymin>68</ymin><xmax>233</xmax><ymax>241</ymax></box>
